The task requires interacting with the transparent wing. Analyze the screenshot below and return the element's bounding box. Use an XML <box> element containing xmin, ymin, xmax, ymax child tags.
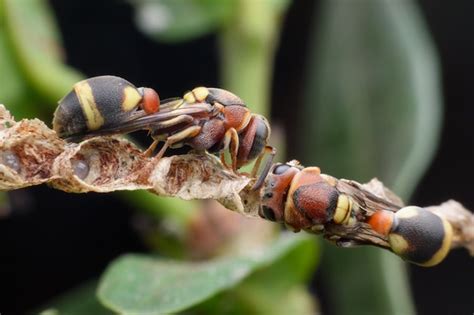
<box><xmin>65</xmin><ymin>101</ymin><xmax>213</xmax><ymax>142</ymax></box>
<box><xmin>335</xmin><ymin>179</ymin><xmax>402</xmax><ymax>215</ymax></box>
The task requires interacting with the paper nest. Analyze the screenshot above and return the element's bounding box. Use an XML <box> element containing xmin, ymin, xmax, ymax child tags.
<box><xmin>0</xmin><ymin>104</ymin><xmax>260</xmax><ymax>216</ymax></box>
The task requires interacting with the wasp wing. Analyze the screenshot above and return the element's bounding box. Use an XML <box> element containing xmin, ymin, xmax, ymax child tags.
<box><xmin>65</xmin><ymin>102</ymin><xmax>213</xmax><ymax>142</ymax></box>
<box><xmin>310</xmin><ymin>178</ymin><xmax>403</xmax><ymax>250</ymax></box>
<box><xmin>335</xmin><ymin>179</ymin><xmax>402</xmax><ymax>215</ymax></box>
<box><xmin>158</xmin><ymin>97</ymin><xmax>185</xmax><ymax>111</ymax></box>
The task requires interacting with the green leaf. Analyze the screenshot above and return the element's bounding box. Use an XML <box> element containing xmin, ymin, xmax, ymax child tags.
<box><xmin>235</xmin><ymin>285</ymin><xmax>316</xmax><ymax>315</ymax></box>
<box><xmin>0</xmin><ymin>32</ymin><xmax>25</xmax><ymax>108</ymax></box>
<box><xmin>2</xmin><ymin>0</ymin><xmax>83</xmax><ymax>105</ymax></box>
<box><xmin>98</xmin><ymin>233</ymin><xmax>314</xmax><ymax>314</ymax></box>
<box><xmin>191</xmin><ymin>284</ymin><xmax>316</xmax><ymax>315</ymax></box>
<box><xmin>129</xmin><ymin>0</ymin><xmax>234</xmax><ymax>43</ymax></box>
<box><xmin>239</xmin><ymin>233</ymin><xmax>318</xmax><ymax>295</ymax></box>
<box><xmin>38</xmin><ymin>281</ymin><xmax>113</xmax><ymax>315</ymax></box>
<box><xmin>189</xmin><ymin>236</ymin><xmax>318</xmax><ymax>314</ymax></box>
<box><xmin>301</xmin><ymin>0</ymin><xmax>441</xmax><ymax>314</ymax></box>
<box><xmin>219</xmin><ymin>0</ymin><xmax>291</xmax><ymax>117</ymax></box>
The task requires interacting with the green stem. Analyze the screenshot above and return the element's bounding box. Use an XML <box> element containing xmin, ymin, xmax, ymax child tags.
<box><xmin>219</xmin><ymin>0</ymin><xmax>289</xmax><ymax>115</ymax></box>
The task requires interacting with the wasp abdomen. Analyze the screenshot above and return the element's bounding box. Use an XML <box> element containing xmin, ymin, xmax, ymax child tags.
<box><xmin>389</xmin><ymin>206</ymin><xmax>453</xmax><ymax>267</ymax></box>
<box><xmin>53</xmin><ymin>76</ymin><xmax>144</xmax><ymax>138</ymax></box>
<box><xmin>368</xmin><ymin>206</ymin><xmax>453</xmax><ymax>266</ymax></box>
<box><xmin>53</xmin><ymin>90</ymin><xmax>87</xmax><ymax>138</ymax></box>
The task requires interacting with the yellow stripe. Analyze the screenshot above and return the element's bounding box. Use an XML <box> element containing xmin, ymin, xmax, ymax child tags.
<box><xmin>192</xmin><ymin>87</ymin><xmax>209</xmax><ymax>102</ymax></box>
<box><xmin>333</xmin><ymin>195</ymin><xmax>352</xmax><ymax>224</ymax></box>
<box><xmin>74</xmin><ymin>81</ymin><xmax>104</xmax><ymax>130</ymax></box>
<box><xmin>389</xmin><ymin>233</ymin><xmax>410</xmax><ymax>254</ymax></box>
<box><xmin>183</xmin><ymin>91</ymin><xmax>196</xmax><ymax>103</ymax></box>
<box><xmin>421</xmin><ymin>219</ymin><xmax>453</xmax><ymax>267</ymax></box>
<box><xmin>396</xmin><ymin>206</ymin><xmax>419</xmax><ymax>219</ymax></box>
<box><xmin>122</xmin><ymin>86</ymin><xmax>142</xmax><ymax>111</ymax></box>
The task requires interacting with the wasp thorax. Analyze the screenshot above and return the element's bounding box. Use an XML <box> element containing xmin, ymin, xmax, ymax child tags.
<box><xmin>184</xmin><ymin>87</ymin><xmax>209</xmax><ymax>103</ymax></box>
<box><xmin>283</xmin><ymin>167</ymin><xmax>343</xmax><ymax>231</ymax></box>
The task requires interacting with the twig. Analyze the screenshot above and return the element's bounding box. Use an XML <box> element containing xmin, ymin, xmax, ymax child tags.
<box><xmin>0</xmin><ymin>104</ymin><xmax>473</xmax><ymax>256</ymax></box>
<box><xmin>427</xmin><ymin>200</ymin><xmax>474</xmax><ymax>255</ymax></box>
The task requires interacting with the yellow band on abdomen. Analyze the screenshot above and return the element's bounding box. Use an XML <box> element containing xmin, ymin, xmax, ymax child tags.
<box><xmin>74</xmin><ymin>80</ymin><xmax>105</xmax><ymax>130</ymax></box>
<box><xmin>122</xmin><ymin>86</ymin><xmax>142</xmax><ymax>111</ymax></box>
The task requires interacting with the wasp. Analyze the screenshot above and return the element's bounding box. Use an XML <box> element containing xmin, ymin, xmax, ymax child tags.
<box><xmin>143</xmin><ymin>86</ymin><xmax>276</xmax><ymax>174</ymax></box>
<box><xmin>257</xmin><ymin>161</ymin><xmax>453</xmax><ymax>266</ymax></box>
<box><xmin>53</xmin><ymin>77</ymin><xmax>275</xmax><ymax>174</ymax></box>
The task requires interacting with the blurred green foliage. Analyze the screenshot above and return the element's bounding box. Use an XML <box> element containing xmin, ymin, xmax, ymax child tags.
<box><xmin>1</xmin><ymin>0</ymin><xmax>82</xmax><ymax>119</ymax></box>
<box><xmin>301</xmin><ymin>0</ymin><xmax>441</xmax><ymax>314</ymax></box>
<box><xmin>129</xmin><ymin>0</ymin><xmax>235</xmax><ymax>43</ymax></box>
<box><xmin>40</xmin><ymin>281</ymin><xmax>113</xmax><ymax>315</ymax></box>
<box><xmin>2</xmin><ymin>0</ymin><xmax>82</xmax><ymax>103</ymax></box>
<box><xmin>97</xmin><ymin>234</ymin><xmax>316</xmax><ymax>314</ymax></box>
<box><xmin>190</xmin><ymin>235</ymin><xmax>317</xmax><ymax>315</ymax></box>
<box><xmin>42</xmin><ymin>234</ymin><xmax>317</xmax><ymax>315</ymax></box>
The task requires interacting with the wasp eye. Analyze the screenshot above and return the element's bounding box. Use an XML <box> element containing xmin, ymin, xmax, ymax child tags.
<box><xmin>273</xmin><ymin>164</ymin><xmax>291</xmax><ymax>175</ymax></box>
<box><xmin>260</xmin><ymin>205</ymin><xmax>277</xmax><ymax>222</ymax></box>
<box><xmin>245</xmin><ymin>116</ymin><xmax>270</xmax><ymax>162</ymax></box>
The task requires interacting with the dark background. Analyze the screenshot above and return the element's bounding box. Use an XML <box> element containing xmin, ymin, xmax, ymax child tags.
<box><xmin>0</xmin><ymin>0</ymin><xmax>473</xmax><ymax>314</ymax></box>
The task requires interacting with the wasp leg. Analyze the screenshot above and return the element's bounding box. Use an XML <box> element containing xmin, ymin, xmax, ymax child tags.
<box><xmin>144</xmin><ymin>140</ymin><xmax>160</xmax><ymax>157</ymax></box>
<box><xmin>219</xmin><ymin>128</ymin><xmax>239</xmax><ymax>171</ymax></box>
<box><xmin>251</xmin><ymin>146</ymin><xmax>276</xmax><ymax>177</ymax></box>
<box><xmin>153</xmin><ymin>125</ymin><xmax>202</xmax><ymax>161</ymax></box>
<box><xmin>158</xmin><ymin>98</ymin><xmax>185</xmax><ymax>111</ymax></box>
<box><xmin>220</xmin><ymin>153</ymin><xmax>229</xmax><ymax>169</ymax></box>
<box><xmin>251</xmin><ymin>146</ymin><xmax>276</xmax><ymax>191</ymax></box>
<box><xmin>143</xmin><ymin>115</ymin><xmax>195</xmax><ymax>157</ymax></box>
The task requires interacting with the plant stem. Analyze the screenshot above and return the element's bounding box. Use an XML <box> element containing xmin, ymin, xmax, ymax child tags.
<box><xmin>219</xmin><ymin>0</ymin><xmax>289</xmax><ymax>115</ymax></box>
